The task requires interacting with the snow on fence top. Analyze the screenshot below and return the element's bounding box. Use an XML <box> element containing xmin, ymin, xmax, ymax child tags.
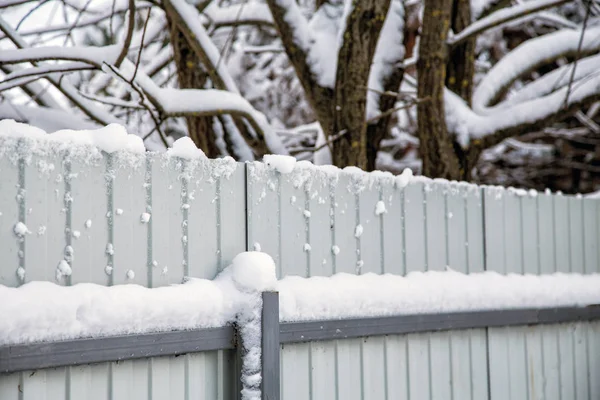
<box><xmin>1</xmin><ymin>250</ymin><xmax>600</xmax><ymax>346</ymax></box>
<box><xmin>0</xmin><ymin>120</ymin><xmax>598</xmax><ymax>290</ymax></box>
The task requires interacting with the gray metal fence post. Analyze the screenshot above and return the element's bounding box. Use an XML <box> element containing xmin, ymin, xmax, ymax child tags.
<box><xmin>261</xmin><ymin>291</ymin><xmax>280</xmax><ymax>400</ymax></box>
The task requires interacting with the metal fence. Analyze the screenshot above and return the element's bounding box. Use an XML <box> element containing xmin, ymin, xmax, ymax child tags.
<box><xmin>0</xmin><ymin>140</ymin><xmax>599</xmax><ymax>400</ymax></box>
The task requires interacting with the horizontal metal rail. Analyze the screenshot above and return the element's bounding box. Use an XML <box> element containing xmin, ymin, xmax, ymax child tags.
<box><xmin>2</xmin><ymin>304</ymin><xmax>599</xmax><ymax>374</ymax></box>
<box><xmin>279</xmin><ymin>305</ymin><xmax>600</xmax><ymax>344</ymax></box>
<box><xmin>0</xmin><ymin>326</ymin><xmax>235</xmax><ymax>374</ymax></box>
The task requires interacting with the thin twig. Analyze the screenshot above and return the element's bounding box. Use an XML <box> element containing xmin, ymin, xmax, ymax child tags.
<box><xmin>103</xmin><ymin>62</ymin><xmax>168</xmax><ymax>147</ymax></box>
<box><xmin>115</xmin><ymin>0</ymin><xmax>136</xmax><ymax>67</ymax></box>
<box><xmin>366</xmin><ymin>98</ymin><xmax>429</xmax><ymax>124</ymax></box>
<box><xmin>130</xmin><ymin>7</ymin><xmax>152</xmax><ymax>83</ymax></box>
<box><xmin>563</xmin><ymin>0</ymin><xmax>592</xmax><ymax>108</ymax></box>
<box><xmin>15</xmin><ymin>0</ymin><xmax>51</xmax><ymax>31</ymax></box>
<box><xmin>313</xmin><ymin>129</ymin><xmax>350</xmax><ymax>153</ymax></box>
<box><xmin>62</xmin><ymin>0</ymin><xmax>94</xmax><ymax>47</ymax></box>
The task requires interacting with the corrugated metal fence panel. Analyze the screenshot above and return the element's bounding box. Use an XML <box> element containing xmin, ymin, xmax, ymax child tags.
<box><xmin>280</xmin><ymin>329</ymin><xmax>490</xmax><ymax>400</ymax></box>
<box><xmin>483</xmin><ymin>188</ymin><xmax>600</xmax><ymax>275</ymax></box>
<box><xmin>279</xmin><ymin>321</ymin><xmax>600</xmax><ymax>400</ymax></box>
<box><xmin>0</xmin><ymin>146</ymin><xmax>244</xmax><ymax>400</ymax></box>
<box><xmin>0</xmin><ymin>144</ymin><xmax>20</xmax><ymax>287</ymax></box>
<box><xmin>0</xmin><ymin>147</ymin><xmax>246</xmax><ymax>287</ymax></box>
<box><xmin>0</xmin><ymin>351</ymin><xmax>236</xmax><ymax>400</ymax></box>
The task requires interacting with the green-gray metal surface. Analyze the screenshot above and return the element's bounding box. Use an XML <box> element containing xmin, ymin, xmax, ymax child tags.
<box><xmin>1</xmin><ymin>140</ymin><xmax>599</xmax><ymax>400</ymax></box>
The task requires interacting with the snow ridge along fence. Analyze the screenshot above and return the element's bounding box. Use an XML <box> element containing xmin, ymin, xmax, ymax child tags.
<box><xmin>0</xmin><ymin>129</ymin><xmax>600</xmax><ymax>400</ymax></box>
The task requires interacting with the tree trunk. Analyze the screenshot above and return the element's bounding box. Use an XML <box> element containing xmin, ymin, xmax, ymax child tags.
<box><xmin>167</xmin><ymin>15</ymin><xmax>220</xmax><ymax>157</ymax></box>
<box><xmin>331</xmin><ymin>0</ymin><xmax>391</xmax><ymax>169</ymax></box>
<box><xmin>446</xmin><ymin>0</ymin><xmax>475</xmax><ymax>105</ymax></box>
<box><xmin>417</xmin><ymin>0</ymin><xmax>462</xmax><ymax>179</ymax></box>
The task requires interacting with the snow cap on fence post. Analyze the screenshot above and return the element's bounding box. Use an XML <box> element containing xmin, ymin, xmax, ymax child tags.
<box><xmin>231</xmin><ymin>251</ymin><xmax>280</xmax><ymax>400</ymax></box>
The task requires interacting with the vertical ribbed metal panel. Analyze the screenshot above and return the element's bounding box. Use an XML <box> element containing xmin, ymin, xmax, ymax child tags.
<box><xmin>279</xmin><ymin>322</ymin><xmax>600</xmax><ymax>400</ymax></box>
<box><xmin>0</xmin><ymin>144</ymin><xmax>243</xmax><ymax>400</ymax></box>
<box><xmin>0</xmin><ymin>147</ymin><xmax>246</xmax><ymax>284</ymax></box>
<box><xmin>0</xmin><ymin>349</ymin><xmax>236</xmax><ymax>399</ymax></box>
<box><xmin>0</xmin><ymin>144</ymin><xmax>20</xmax><ymax>287</ymax></box>
<box><xmin>69</xmin><ymin>152</ymin><xmax>111</xmax><ymax>285</ymax></box>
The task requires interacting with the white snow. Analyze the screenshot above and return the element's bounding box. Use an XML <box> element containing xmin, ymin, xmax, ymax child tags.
<box><xmin>16</xmin><ymin>267</ymin><xmax>26</xmax><ymax>281</ymax></box>
<box><xmin>0</xmin><ymin>119</ymin><xmax>144</xmax><ymax>156</ymax></box>
<box><xmin>332</xmin><ymin>245</ymin><xmax>340</xmax><ymax>255</ymax></box>
<box><xmin>263</xmin><ymin>154</ymin><xmax>296</xmax><ymax>174</ymax></box>
<box><xmin>366</xmin><ymin>0</ymin><xmax>405</xmax><ymax>120</ymax></box>
<box><xmin>140</xmin><ymin>213</ymin><xmax>151</xmax><ymax>223</ymax></box>
<box><xmin>115</xmin><ymin>208</ymin><xmax>124</xmax><ymax>216</ymax></box>
<box><xmin>303</xmin><ymin>243</ymin><xmax>312</xmax><ymax>252</ymax></box>
<box><xmin>354</xmin><ymin>224</ymin><xmax>364</xmax><ymax>238</ymax></box>
<box><xmin>37</xmin><ymin>226</ymin><xmax>47</xmax><ymax>236</ymax></box>
<box><xmin>126</xmin><ymin>270</ymin><xmax>135</xmax><ymax>280</ymax></box>
<box><xmin>303</xmin><ymin>210</ymin><xmax>311</xmax><ymax>218</ymax></box>
<box><xmin>13</xmin><ymin>222</ymin><xmax>30</xmax><ymax>237</ymax></box>
<box><xmin>395</xmin><ymin>168</ymin><xmax>413</xmax><ymax>188</ymax></box>
<box><xmin>278</xmin><ymin>270</ymin><xmax>600</xmax><ymax>322</ymax></box>
<box><xmin>167</xmin><ymin>137</ymin><xmax>207</xmax><ymax>160</ymax></box>
<box><xmin>85</xmin><ymin>219</ymin><xmax>92</xmax><ymax>229</ymax></box>
<box><xmin>3</xmin><ymin>260</ymin><xmax>600</xmax><ymax>346</ymax></box>
<box><xmin>230</xmin><ymin>252</ymin><xmax>277</xmax><ymax>293</ymax></box>
<box><xmin>72</xmin><ymin>230</ymin><xmax>81</xmax><ymax>239</ymax></box>
<box><xmin>55</xmin><ymin>260</ymin><xmax>72</xmax><ymax>280</ymax></box>
<box><xmin>375</xmin><ymin>201</ymin><xmax>387</xmax><ymax>215</ymax></box>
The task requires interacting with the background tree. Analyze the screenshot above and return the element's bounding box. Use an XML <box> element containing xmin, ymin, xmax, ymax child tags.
<box><xmin>1</xmin><ymin>0</ymin><xmax>599</xmax><ymax>194</ymax></box>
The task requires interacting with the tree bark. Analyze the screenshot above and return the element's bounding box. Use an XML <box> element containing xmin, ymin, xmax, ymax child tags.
<box><xmin>167</xmin><ymin>16</ymin><xmax>220</xmax><ymax>157</ymax></box>
<box><xmin>331</xmin><ymin>0</ymin><xmax>391</xmax><ymax>169</ymax></box>
<box><xmin>417</xmin><ymin>0</ymin><xmax>462</xmax><ymax>179</ymax></box>
<box><xmin>446</xmin><ymin>0</ymin><xmax>475</xmax><ymax>105</ymax></box>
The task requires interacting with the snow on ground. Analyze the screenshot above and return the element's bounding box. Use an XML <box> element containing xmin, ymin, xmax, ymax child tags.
<box><xmin>2</xmin><ymin>254</ymin><xmax>600</xmax><ymax>346</ymax></box>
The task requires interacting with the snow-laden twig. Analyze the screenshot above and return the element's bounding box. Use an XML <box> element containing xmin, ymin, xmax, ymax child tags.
<box><xmin>0</xmin><ymin>17</ymin><xmax>120</xmax><ymax>126</ymax></box>
<box><xmin>493</xmin><ymin>54</ymin><xmax>600</xmax><ymax>109</ymax></box>
<box><xmin>0</xmin><ymin>62</ymin><xmax>94</xmax><ymax>86</ymax></box>
<box><xmin>473</xmin><ymin>25</ymin><xmax>600</xmax><ymax>112</ymax></box>
<box><xmin>205</xmin><ymin>1</ymin><xmax>274</xmax><ymax>28</ymax></box>
<box><xmin>449</xmin><ymin>0</ymin><xmax>570</xmax><ymax>47</ymax></box>
<box><xmin>0</xmin><ymin>44</ymin><xmax>121</xmax><ymax>67</ymax></box>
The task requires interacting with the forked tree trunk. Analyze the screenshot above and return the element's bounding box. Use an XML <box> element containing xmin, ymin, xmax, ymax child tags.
<box><xmin>417</xmin><ymin>0</ymin><xmax>462</xmax><ymax>179</ymax></box>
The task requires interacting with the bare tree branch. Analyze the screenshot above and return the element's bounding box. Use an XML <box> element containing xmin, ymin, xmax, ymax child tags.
<box><xmin>115</xmin><ymin>0</ymin><xmax>136</xmax><ymax>67</ymax></box>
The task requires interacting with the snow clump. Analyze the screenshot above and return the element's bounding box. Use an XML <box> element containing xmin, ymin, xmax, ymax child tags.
<box><xmin>167</xmin><ymin>137</ymin><xmax>207</xmax><ymax>160</ymax></box>
<box><xmin>263</xmin><ymin>154</ymin><xmax>296</xmax><ymax>174</ymax></box>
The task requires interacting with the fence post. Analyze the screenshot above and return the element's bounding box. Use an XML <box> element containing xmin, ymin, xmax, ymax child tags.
<box><xmin>261</xmin><ymin>291</ymin><xmax>280</xmax><ymax>400</ymax></box>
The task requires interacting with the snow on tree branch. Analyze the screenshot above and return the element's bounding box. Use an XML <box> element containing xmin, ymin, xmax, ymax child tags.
<box><xmin>447</xmin><ymin>71</ymin><xmax>600</xmax><ymax>147</ymax></box>
<box><xmin>473</xmin><ymin>25</ymin><xmax>600</xmax><ymax>112</ymax></box>
<box><xmin>0</xmin><ymin>17</ymin><xmax>119</xmax><ymax>126</ymax></box>
<box><xmin>0</xmin><ymin>45</ymin><xmax>121</xmax><ymax>67</ymax></box>
<box><xmin>204</xmin><ymin>1</ymin><xmax>274</xmax><ymax>29</ymax></box>
<box><xmin>366</xmin><ymin>0</ymin><xmax>405</xmax><ymax>120</ymax></box>
<box><xmin>498</xmin><ymin>54</ymin><xmax>600</xmax><ymax>107</ymax></box>
<box><xmin>449</xmin><ymin>0</ymin><xmax>571</xmax><ymax>47</ymax></box>
<box><xmin>164</xmin><ymin>0</ymin><xmax>240</xmax><ymax>94</ymax></box>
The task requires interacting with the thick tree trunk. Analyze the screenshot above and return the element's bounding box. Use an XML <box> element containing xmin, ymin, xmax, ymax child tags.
<box><xmin>167</xmin><ymin>14</ymin><xmax>220</xmax><ymax>157</ymax></box>
<box><xmin>446</xmin><ymin>0</ymin><xmax>475</xmax><ymax>105</ymax></box>
<box><xmin>331</xmin><ymin>0</ymin><xmax>391</xmax><ymax>169</ymax></box>
<box><xmin>417</xmin><ymin>0</ymin><xmax>462</xmax><ymax>179</ymax></box>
